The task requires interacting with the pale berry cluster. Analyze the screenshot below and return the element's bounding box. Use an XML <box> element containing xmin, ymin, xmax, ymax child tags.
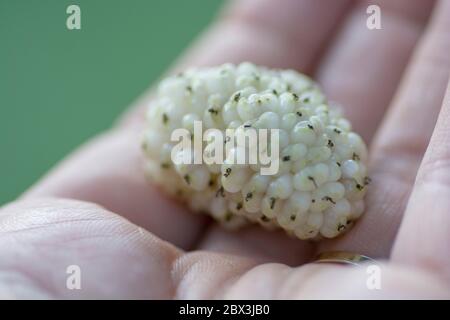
<box><xmin>143</xmin><ymin>63</ymin><xmax>369</xmax><ymax>240</ymax></box>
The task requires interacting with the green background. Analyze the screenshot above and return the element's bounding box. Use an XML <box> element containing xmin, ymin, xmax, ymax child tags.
<box><xmin>0</xmin><ymin>0</ymin><xmax>224</xmax><ymax>205</ymax></box>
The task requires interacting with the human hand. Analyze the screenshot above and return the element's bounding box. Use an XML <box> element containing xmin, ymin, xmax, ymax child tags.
<box><xmin>1</xmin><ymin>0</ymin><xmax>449</xmax><ymax>299</ymax></box>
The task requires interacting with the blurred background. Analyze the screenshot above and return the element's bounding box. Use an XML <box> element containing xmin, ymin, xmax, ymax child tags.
<box><xmin>0</xmin><ymin>0</ymin><xmax>224</xmax><ymax>205</ymax></box>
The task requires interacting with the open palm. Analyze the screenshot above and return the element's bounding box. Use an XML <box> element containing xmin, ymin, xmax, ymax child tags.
<box><xmin>1</xmin><ymin>0</ymin><xmax>450</xmax><ymax>299</ymax></box>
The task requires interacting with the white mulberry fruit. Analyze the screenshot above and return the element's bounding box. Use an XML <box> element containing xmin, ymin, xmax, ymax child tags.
<box><xmin>142</xmin><ymin>63</ymin><xmax>369</xmax><ymax>240</ymax></box>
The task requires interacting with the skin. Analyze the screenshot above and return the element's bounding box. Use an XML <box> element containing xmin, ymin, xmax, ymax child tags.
<box><xmin>1</xmin><ymin>0</ymin><xmax>450</xmax><ymax>299</ymax></box>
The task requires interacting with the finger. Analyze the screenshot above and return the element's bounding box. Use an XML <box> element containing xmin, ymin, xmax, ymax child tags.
<box><xmin>391</xmin><ymin>80</ymin><xmax>450</xmax><ymax>280</ymax></box>
<box><xmin>316</xmin><ymin>0</ymin><xmax>435</xmax><ymax>143</ymax></box>
<box><xmin>0</xmin><ymin>198</ymin><xmax>182</xmax><ymax>299</ymax></box>
<box><xmin>317</xmin><ymin>0</ymin><xmax>449</xmax><ymax>258</ymax></box>
<box><xmin>174</xmin><ymin>255</ymin><xmax>449</xmax><ymax>299</ymax></box>
<box><xmin>0</xmin><ymin>198</ymin><xmax>264</xmax><ymax>299</ymax></box>
<box><xmin>179</xmin><ymin>0</ymin><xmax>351</xmax><ymax>71</ymax></box>
<box><xmin>122</xmin><ymin>0</ymin><xmax>353</xmax><ymax>126</ymax></box>
<box><xmin>222</xmin><ymin>262</ymin><xmax>449</xmax><ymax>299</ymax></box>
<box><xmin>26</xmin><ymin>0</ymin><xmax>352</xmax><ymax>252</ymax></box>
